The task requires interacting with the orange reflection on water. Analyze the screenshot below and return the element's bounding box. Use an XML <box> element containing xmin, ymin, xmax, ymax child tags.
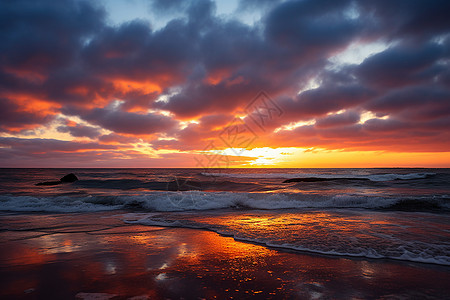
<box><xmin>197</xmin><ymin>225</ymin><xmax>273</xmax><ymax>257</ymax></box>
<box><xmin>0</xmin><ymin>213</ymin><xmax>279</xmax><ymax>298</ymax></box>
<box><xmin>1</xmin><ymin>212</ymin><xmax>449</xmax><ymax>299</ymax></box>
<box><xmin>1</xmin><ymin>242</ymin><xmax>54</xmax><ymax>266</ymax></box>
<box><xmin>38</xmin><ymin>234</ymin><xmax>83</xmax><ymax>254</ymax></box>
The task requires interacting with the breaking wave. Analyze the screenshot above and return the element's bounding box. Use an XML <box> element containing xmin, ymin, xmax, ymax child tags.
<box><xmin>0</xmin><ymin>191</ymin><xmax>448</xmax><ymax>213</ymax></box>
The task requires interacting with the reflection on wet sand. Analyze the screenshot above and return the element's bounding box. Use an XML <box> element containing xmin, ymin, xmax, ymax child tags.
<box><xmin>0</xmin><ymin>212</ymin><xmax>449</xmax><ymax>299</ymax></box>
<box><xmin>135</xmin><ymin>209</ymin><xmax>450</xmax><ymax>266</ymax></box>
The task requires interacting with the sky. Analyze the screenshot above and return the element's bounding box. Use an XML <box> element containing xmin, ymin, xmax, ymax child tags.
<box><xmin>0</xmin><ymin>0</ymin><xmax>449</xmax><ymax>168</ymax></box>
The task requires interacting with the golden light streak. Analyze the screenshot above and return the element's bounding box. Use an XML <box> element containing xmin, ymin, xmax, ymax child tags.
<box><xmin>199</xmin><ymin>146</ymin><xmax>450</xmax><ymax>168</ymax></box>
<box><xmin>274</xmin><ymin>120</ymin><xmax>316</xmax><ymax>132</ymax></box>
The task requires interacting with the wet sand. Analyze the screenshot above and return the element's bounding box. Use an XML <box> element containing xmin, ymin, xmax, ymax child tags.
<box><xmin>0</xmin><ymin>211</ymin><xmax>449</xmax><ymax>299</ymax></box>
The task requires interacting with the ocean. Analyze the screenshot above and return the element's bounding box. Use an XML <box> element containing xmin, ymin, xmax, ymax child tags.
<box><xmin>0</xmin><ymin>168</ymin><xmax>449</xmax><ymax>266</ymax></box>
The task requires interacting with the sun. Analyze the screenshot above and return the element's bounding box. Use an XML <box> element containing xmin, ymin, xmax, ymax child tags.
<box><xmin>218</xmin><ymin>147</ymin><xmax>298</xmax><ymax>167</ymax></box>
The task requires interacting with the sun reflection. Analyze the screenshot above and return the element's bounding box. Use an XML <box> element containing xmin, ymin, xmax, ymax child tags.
<box><xmin>38</xmin><ymin>235</ymin><xmax>82</xmax><ymax>254</ymax></box>
<box><xmin>119</xmin><ymin>231</ymin><xmax>177</xmax><ymax>247</ymax></box>
<box><xmin>360</xmin><ymin>261</ymin><xmax>376</xmax><ymax>279</ymax></box>
<box><xmin>155</xmin><ymin>273</ymin><xmax>168</xmax><ymax>281</ymax></box>
<box><xmin>105</xmin><ymin>261</ymin><xmax>117</xmax><ymax>275</ymax></box>
<box><xmin>159</xmin><ymin>262</ymin><xmax>169</xmax><ymax>270</ymax></box>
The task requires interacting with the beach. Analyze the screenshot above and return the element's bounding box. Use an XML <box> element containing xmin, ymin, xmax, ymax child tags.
<box><xmin>1</xmin><ymin>210</ymin><xmax>449</xmax><ymax>299</ymax></box>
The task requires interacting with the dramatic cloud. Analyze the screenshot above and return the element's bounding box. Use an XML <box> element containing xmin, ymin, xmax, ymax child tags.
<box><xmin>356</xmin><ymin>42</ymin><xmax>447</xmax><ymax>89</ymax></box>
<box><xmin>57</xmin><ymin>123</ymin><xmax>101</xmax><ymax>139</ymax></box>
<box><xmin>280</xmin><ymin>84</ymin><xmax>374</xmax><ymax>120</ymax></box>
<box><xmin>367</xmin><ymin>85</ymin><xmax>450</xmax><ymax>121</ymax></box>
<box><xmin>315</xmin><ymin>110</ymin><xmax>360</xmax><ymax>128</ymax></box>
<box><xmin>0</xmin><ymin>98</ymin><xmax>54</xmax><ymax>132</ymax></box>
<box><xmin>0</xmin><ymin>0</ymin><xmax>449</xmax><ymax>166</ymax></box>
<box><xmin>78</xmin><ymin>105</ymin><xmax>178</xmax><ymax>135</ymax></box>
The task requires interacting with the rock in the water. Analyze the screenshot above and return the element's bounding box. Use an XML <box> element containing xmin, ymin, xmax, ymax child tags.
<box><xmin>60</xmin><ymin>173</ymin><xmax>78</xmax><ymax>183</ymax></box>
<box><xmin>36</xmin><ymin>173</ymin><xmax>78</xmax><ymax>186</ymax></box>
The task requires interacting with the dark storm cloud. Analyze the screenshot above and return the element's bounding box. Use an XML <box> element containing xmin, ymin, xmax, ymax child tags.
<box><xmin>315</xmin><ymin>110</ymin><xmax>360</xmax><ymax>128</ymax></box>
<box><xmin>279</xmin><ymin>84</ymin><xmax>374</xmax><ymax>121</ymax></box>
<box><xmin>362</xmin><ymin>118</ymin><xmax>408</xmax><ymax>133</ymax></box>
<box><xmin>357</xmin><ymin>42</ymin><xmax>446</xmax><ymax>88</ymax></box>
<box><xmin>366</xmin><ymin>85</ymin><xmax>450</xmax><ymax>121</ymax></box>
<box><xmin>198</xmin><ymin>114</ymin><xmax>232</xmax><ymax>129</ymax></box>
<box><xmin>357</xmin><ymin>0</ymin><xmax>450</xmax><ymax>40</ymax></box>
<box><xmin>56</xmin><ymin>123</ymin><xmax>101</xmax><ymax>139</ymax></box>
<box><xmin>157</xmin><ymin>77</ymin><xmax>272</xmax><ymax>118</ymax></box>
<box><xmin>81</xmin><ymin>19</ymin><xmax>193</xmax><ymax>80</ymax></box>
<box><xmin>80</xmin><ymin>106</ymin><xmax>177</xmax><ymax>135</ymax></box>
<box><xmin>0</xmin><ymin>0</ymin><xmax>105</xmax><ymax>74</ymax></box>
<box><xmin>151</xmin><ymin>113</ymin><xmax>236</xmax><ymax>151</ymax></box>
<box><xmin>0</xmin><ymin>98</ymin><xmax>54</xmax><ymax>132</ymax></box>
<box><xmin>149</xmin><ymin>0</ymin><xmax>189</xmax><ymax>13</ymax></box>
<box><xmin>265</xmin><ymin>0</ymin><xmax>361</xmax><ymax>49</ymax></box>
<box><xmin>237</xmin><ymin>0</ymin><xmax>281</xmax><ymax>10</ymax></box>
<box><xmin>0</xmin><ymin>137</ymin><xmax>115</xmax><ymax>153</ymax></box>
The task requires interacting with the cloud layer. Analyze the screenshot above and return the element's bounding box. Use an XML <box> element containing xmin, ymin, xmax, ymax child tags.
<box><xmin>0</xmin><ymin>0</ymin><xmax>449</xmax><ymax>166</ymax></box>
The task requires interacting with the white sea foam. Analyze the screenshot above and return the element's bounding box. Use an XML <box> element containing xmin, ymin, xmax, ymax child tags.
<box><xmin>201</xmin><ymin>172</ymin><xmax>436</xmax><ymax>181</ymax></box>
<box><xmin>0</xmin><ymin>191</ymin><xmax>447</xmax><ymax>213</ymax></box>
<box><xmin>0</xmin><ymin>192</ymin><xmax>411</xmax><ymax>213</ymax></box>
<box><xmin>0</xmin><ymin>195</ymin><xmax>123</xmax><ymax>213</ymax></box>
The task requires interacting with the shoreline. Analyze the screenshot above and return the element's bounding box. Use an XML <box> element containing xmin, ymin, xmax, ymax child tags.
<box><xmin>1</xmin><ymin>211</ymin><xmax>449</xmax><ymax>299</ymax></box>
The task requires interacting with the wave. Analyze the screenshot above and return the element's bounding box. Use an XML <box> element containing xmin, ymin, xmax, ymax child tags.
<box><xmin>72</xmin><ymin>178</ymin><xmax>263</xmax><ymax>192</ymax></box>
<box><xmin>0</xmin><ymin>194</ymin><xmax>123</xmax><ymax>213</ymax></box>
<box><xmin>0</xmin><ymin>191</ymin><xmax>448</xmax><ymax>213</ymax></box>
<box><xmin>201</xmin><ymin>172</ymin><xmax>436</xmax><ymax>182</ymax></box>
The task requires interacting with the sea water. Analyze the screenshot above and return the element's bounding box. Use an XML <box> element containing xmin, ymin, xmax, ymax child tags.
<box><xmin>0</xmin><ymin>168</ymin><xmax>449</xmax><ymax>265</ymax></box>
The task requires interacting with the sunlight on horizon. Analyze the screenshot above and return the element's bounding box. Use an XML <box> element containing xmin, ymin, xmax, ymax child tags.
<box><xmin>199</xmin><ymin>146</ymin><xmax>450</xmax><ymax>168</ymax></box>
